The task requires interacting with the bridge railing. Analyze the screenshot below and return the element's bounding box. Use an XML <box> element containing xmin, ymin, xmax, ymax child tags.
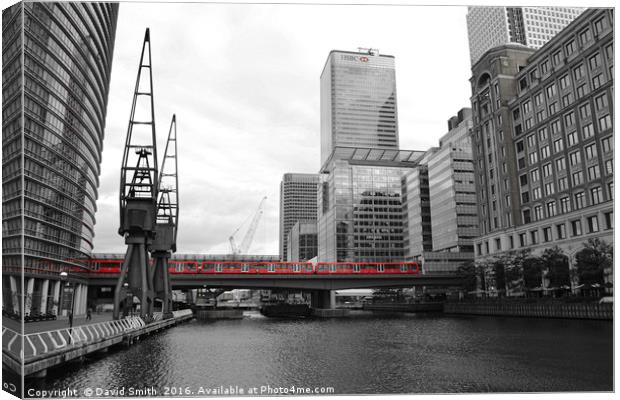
<box><xmin>2</xmin><ymin>316</ymin><xmax>145</xmax><ymax>362</ymax></box>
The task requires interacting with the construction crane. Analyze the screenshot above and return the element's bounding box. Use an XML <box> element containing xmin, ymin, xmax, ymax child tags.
<box><xmin>229</xmin><ymin>196</ymin><xmax>267</xmax><ymax>255</ymax></box>
<box><xmin>114</xmin><ymin>28</ymin><xmax>159</xmax><ymax>320</ymax></box>
<box><xmin>151</xmin><ymin>115</ymin><xmax>178</xmax><ymax>318</ymax></box>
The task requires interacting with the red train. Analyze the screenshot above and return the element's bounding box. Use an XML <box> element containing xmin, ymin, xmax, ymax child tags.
<box><xmin>85</xmin><ymin>259</ymin><xmax>421</xmax><ymax>275</ymax></box>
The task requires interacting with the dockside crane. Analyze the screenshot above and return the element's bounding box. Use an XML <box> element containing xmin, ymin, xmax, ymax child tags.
<box><xmin>151</xmin><ymin>115</ymin><xmax>178</xmax><ymax>318</ymax></box>
<box><xmin>114</xmin><ymin>28</ymin><xmax>159</xmax><ymax>320</ymax></box>
<box><xmin>229</xmin><ymin>196</ymin><xmax>267</xmax><ymax>255</ymax></box>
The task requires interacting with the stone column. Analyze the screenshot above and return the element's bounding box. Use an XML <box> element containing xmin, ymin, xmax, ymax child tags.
<box><xmin>25</xmin><ymin>278</ymin><xmax>35</xmax><ymax>315</ymax></box>
<box><xmin>82</xmin><ymin>285</ymin><xmax>89</xmax><ymax>315</ymax></box>
<box><xmin>9</xmin><ymin>276</ymin><xmax>19</xmax><ymax>314</ymax></box>
<box><xmin>74</xmin><ymin>284</ymin><xmax>82</xmax><ymax>315</ymax></box>
<box><xmin>40</xmin><ymin>279</ymin><xmax>50</xmax><ymax>314</ymax></box>
<box><xmin>51</xmin><ymin>280</ymin><xmax>61</xmax><ymax>316</ymax></box>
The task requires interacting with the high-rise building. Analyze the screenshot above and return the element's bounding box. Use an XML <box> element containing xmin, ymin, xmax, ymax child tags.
<box><xmin>286</xmin><ymin>221</ymin><xmax>318</xmax><ymax>262</ymax></box>
<box><xmin>402</xmin><ymin>150</ymin><xmax>436</xmax><ymax>259</ymax></box>
<box><xmin>318</xmin><ymin>147</ymin><xmax>424</xmax><ymax>262</ymax></box>
<box><xmin>2</xmin><ymin>2</ymin><xmax>119</xmax><ymax>317</ymax></box>
<box><xmin>320</xmin><ymin>49</ymin><xmax>399</xmax><ymax>166</ymax></box>
<box><xmin>428</xmin><ymin>108</ymin><xmax>478</xmax><ymax>254</ymax></box>
<box><xmin>402</xmin><ymin>109</ymin><xmax>478</xmax><ymax>274</ymax></box>
<box><xmin>279</xmin><ymin>173</ymin><xmax>319</xmax><ymax>261</ymax></box>
<box><xmin>470</xmin><ymin>9</ymin><xmax>613</xmax><ymax>278</ymax></box>
<box><xmin>466</xmin><ymin>6</ymin><xmax>584</xmax><ymax>65</ymax></box>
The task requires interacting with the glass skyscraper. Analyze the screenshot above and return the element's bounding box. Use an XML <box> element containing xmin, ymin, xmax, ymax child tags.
<box><xmin>2</xmin><ymin>2</ymin><xmax>119</xmax><ymax>317</ymax></box>
<box><xmin>318</xmin><ymin>148</ymin><xmax>424</xmax><ymax>262</ymax></box>
<box><xmin>320</xmin><ymin>49</ymin><xmax>399</xmax><ymax>166</ymax></box>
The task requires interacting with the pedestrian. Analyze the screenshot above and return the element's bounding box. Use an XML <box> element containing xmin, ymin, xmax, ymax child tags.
<box><xmin>86</xmin><ymin>307</ymin><xmax>92</xmax><ymax>321</ymax></box>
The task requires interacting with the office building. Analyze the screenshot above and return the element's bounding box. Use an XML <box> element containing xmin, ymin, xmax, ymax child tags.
<box><xmin>2</xmin><ymin>2</ymin><xmax>119</xmax><ymax>316</ymax></box>
<box><xmin>403</xmin><ymin>109</ymin><xmax>479</xmax><ymax>274</ymax></box>
<box><xmin>402</xmin><ymin>150</ymin><xmax>436</xmax><ymax>259</ymax></box>
<box><xmin>428</xmin><ymin>108</ymin><xmax>478</xmax><ymax>254</ymax></box>
<box><xmin>318</xmin><ymin>147</ymin><xmax>424</xmax><ymax>262</ymax></box>
<box><xmin>320</xmin><ymin>49</ymin><xmax>399</xmax><ymax>165</ymax></box>
<box><xmin>279</xmin><ymin>173</ymin><xmax>319</xmax><ymax>261</ymax></box>
<box><xmin>286</xmin><ymin>221</ymin><xmax>318</xmax><ymax>262</ymax></box>
<box><xmin>467</xmin><ymin>6</ymin><xmax>584</xmax><ymax>65</ymax></box>
<box><xmin>470</xmin><ymin>9</ymin><xmax>613</xmax><ymax>276</ymax></box>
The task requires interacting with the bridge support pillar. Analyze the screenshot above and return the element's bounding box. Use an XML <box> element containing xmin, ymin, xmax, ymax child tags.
<box><xmin>310</xmin><ymin>290</ymin><xmax>334</xmax><ymax>309</ymax></box>
<box><xmin>310</xmin><ymin>290</ymin><xmax>347</xmax><ymax>317</ymax></box>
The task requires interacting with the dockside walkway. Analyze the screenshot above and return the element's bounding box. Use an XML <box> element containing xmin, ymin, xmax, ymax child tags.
<box><xmin>2</xmin><ymin>310</ymin><xmax>194</xmax><ymax>377</ymax></box>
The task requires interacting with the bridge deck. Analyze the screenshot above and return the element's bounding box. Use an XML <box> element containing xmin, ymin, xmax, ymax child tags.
<box><xmin>83</xmin><ymin>273</ymin><xmax>464</xmax><ymax>290</ymax></box>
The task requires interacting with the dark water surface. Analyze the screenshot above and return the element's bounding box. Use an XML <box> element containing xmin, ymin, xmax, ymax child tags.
<box><xmin>28</xmin><ymin>311</ymin><xmax>613</xmax><ymax>395</ymax></box>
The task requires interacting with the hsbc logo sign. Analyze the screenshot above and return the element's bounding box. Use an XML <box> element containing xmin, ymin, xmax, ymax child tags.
<box><xmin>341</xmin><ymin>54</ymin><xmax>370</xmax><ymax>62</ymax></box>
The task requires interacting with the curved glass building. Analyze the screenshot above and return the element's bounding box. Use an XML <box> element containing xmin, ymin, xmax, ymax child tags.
<box><xmin>2</xmin><ymin>2</ymin><xmax>119</xmax><ymax>317</ymax></box>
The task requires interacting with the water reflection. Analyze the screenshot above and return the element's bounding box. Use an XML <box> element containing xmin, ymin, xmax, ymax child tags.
<box><xmin>27</xmin><ymin>312</ymin><xmax>612</xmax><ymax>394</ymax></box>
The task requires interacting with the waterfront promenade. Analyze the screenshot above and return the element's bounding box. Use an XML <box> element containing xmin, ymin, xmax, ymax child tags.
<box><xmin>2</xmin><ymin>310</ymin><xmax>194</xmax><ymax>378</ymax></box>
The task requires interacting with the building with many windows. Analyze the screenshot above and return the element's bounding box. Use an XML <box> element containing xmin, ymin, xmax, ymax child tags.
<box><xmin>2</xmin><ymin>2</ymin><xmax>119</xmax><ymax>316</ymax></box>
<box><xmin>318</xmin><ymin>147</ymin><xmax>424</xmax><ymax>262</ymax></box>
<box><xmin>279</xmin><ymin>173</ymin><xmax>319</xmax><ymax>261</ymax></box>
<box><xmin>286</xmin><ymin>221</ymin><xmax>318</xmax><ymax>262</ymax></box>
<box><xmin>470</xmin><ymin>9</ymin><xmax>613</xmax><ymax>278</ymax></box>
<box><xmin>320</xmin><ymin>49</ymin><xmax>399</xmax><ymax>165</ymax></box>
<box><xmin>467</xmin><ymin>6</ymin><xmax>584</xmax><ymax>65</ymax></box>
<box><xmin>403</xmin><ymin>109</ymin><xmax>479</xmax><ymax>274</ymax></box>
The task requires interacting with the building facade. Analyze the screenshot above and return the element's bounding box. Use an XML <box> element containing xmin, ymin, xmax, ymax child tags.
<box><xmin>318</xmin><ymin>147</ymin><xmax>424</xmax><ymax>262</ymax></box>
<box><xmin>428</xmin><ymin>108</ymin><xmax>478</xmax><ymax>254</ymax></box>
<box><xmin>2</xmin><ymin>2</ymin><xmax>119</xmax><ymax>316</ymax></box>
<box><xmin>320</xmin><ymin>49</ymin><xmax>399</xmax><ymax>165</ymax></box>
<box><xmin>470</xmin><ymin>9</ymin><xmax>613</xmax><ymax>279</ymax></box>
<box><xmin>403</xmin><ymin>109</ymin><xmax>479</xmax><ymax>274</ymax></box>
<box><xmin>402</xmin><ymin>150</ymin><xmax>435</xmax><ymax>259</ymax></box>
<box><xmin>286</xmin><ymin>221</ymin><xmax>318</xmax><ymax>262</ymax></box>
<box><xmin>467</xmin><ymin>6</ymin><xmax>584</xmax><ymax>65</ymax></box>
<box><xmin>279</xmin><ymin>173</ymin><xmax>319</xmax><ymax>261</ymax></box>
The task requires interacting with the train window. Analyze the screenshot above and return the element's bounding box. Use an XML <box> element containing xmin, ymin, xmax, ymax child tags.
<box><xmin>330</xmin><ymin>264</ymin><xmax>336</xmax><ymax>272</ymax></box>
<box><xmin>378</xmin><ymin>264</ymin><xmax>385</xmax><ymax>272</ymax></box>
<box><xmin>400</xmin><ymin>264</ymin><xmax>407</xmax><ymax>272</ymax></box>
<box><xmin>353</xmin><ymin>264</ymin><xmax>361</xmax><ymax>273</ymax></box>
<box><xmin>293</xmin><ymin>264</ymin><xmax>301</xmax><ymax>272</ymax></box>
<box><xmin>241</xmin><ymin>264</ymin><xmax>249</xmax><ymax>272</ymax></box>
<box><xmin>268</xmin><ymin>264</ymin><xmax>276</xmax><ymax>272</ymax></box>
<box><xmin>215</xmin><ymin>264</ymin><xmax>223</xmax><ymax>272</ymax></box>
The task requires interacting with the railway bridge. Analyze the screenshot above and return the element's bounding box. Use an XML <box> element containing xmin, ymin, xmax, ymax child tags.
<box><xmin>80</xmin><ymin>270</ymin><xmax>464</xmax><ymax>309</ymax></box>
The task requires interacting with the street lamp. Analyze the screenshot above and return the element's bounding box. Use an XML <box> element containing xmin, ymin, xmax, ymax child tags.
<box><xmin>59</xmin><ymin>271</ymin><xmax>76</xmax><ymax>340</ymax></box>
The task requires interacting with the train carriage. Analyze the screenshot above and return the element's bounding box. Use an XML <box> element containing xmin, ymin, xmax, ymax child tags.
<box><xmin>315</xmin><ymin>262</ymin><xmax>420</xmax><ymax>274</ymax></box>
<box><xmin>84</xmin><ymin>259</ymin><xmax>421</xmax><ymax>275</ymax></box>
<box><xmin>200</xmin><ymin>261</ymin><xmax>314</xmax><ymax>274</ymax></box>
<box><xmin>168</xmin><ymin>260</ymin><xmax>200</xmax><ymax>274</ymax></box>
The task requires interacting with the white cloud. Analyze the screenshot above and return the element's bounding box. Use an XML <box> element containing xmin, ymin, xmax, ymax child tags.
<box><xmin>93</xmin><ymin>3</ymin><xmax>472</xmax><ymax>255</ymax></box>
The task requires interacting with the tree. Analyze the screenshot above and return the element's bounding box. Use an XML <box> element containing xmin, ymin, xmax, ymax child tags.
<box><xmin>575</xmin><ymin>238</ymin><xmax>613</xmax><ymax>285</ymax></box>
<box><xmin>541</xmin><ymin>246</ymin><xmax>570</xmax><ymax>288</ymax></box>
<box><xmin>522</xmin><ymin>256</ymin><xmax>544</xmax><ymax>289</ymax></box>
<box><xmin>491</xmin><ymin>258</ymin><xmax>506</xmax><ymax>296</ymax></box>
<box><xmin>456</xmin><ymin>261</ymin><xmax>477</xmax><ymax>293</ymax></box>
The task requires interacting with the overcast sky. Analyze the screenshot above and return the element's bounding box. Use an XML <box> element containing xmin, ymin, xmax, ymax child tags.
<box><xmin>92</xmin><ymin>2</ymin><xmax>475</xmax><ymax>255</ymax></box>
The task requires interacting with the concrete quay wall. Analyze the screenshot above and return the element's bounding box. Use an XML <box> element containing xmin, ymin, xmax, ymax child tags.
<box><xmin>444</xmin><ymin>301</ymin><xmax>612</xmax><ymax>320</ymax></box>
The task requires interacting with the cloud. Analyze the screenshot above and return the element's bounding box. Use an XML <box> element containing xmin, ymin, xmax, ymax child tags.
<box><xmin>93</xmin><ymin>3</ymin><xmax>471</xmax><ymax>256</ymax></box>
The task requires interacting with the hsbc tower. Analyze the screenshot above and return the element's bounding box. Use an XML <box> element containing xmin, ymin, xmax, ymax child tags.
<box><xmin>320</xmin><ymin>49</ymin><xmax>400</xmax><ymax>166</ymax></box>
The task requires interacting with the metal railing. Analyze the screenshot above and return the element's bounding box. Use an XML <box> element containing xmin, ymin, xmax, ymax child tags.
<box><xmin>2</xmin><ymin>316</ymin><xmax>145</xmax><ymax>361</ymax></box>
